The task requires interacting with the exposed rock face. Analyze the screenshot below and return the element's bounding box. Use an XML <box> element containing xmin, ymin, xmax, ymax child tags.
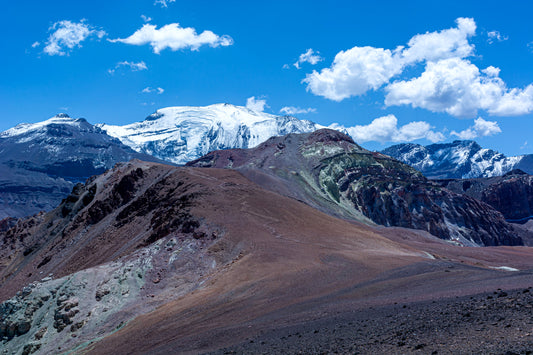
<box><xmin>438</xmin><ymin>170</ymin><xmax>533</xmax><ymax>223</ymax></box>
<box><xmin>189</xmin><ymin>129</ymin><xmax>524</xmax><ymax>246</ymax></box>
<box><xmin>381</xmin><ymin>140</ymin><xmax>532</xmax><ymax>179</ymax></box>
<box><xmin>0</xmin><ymin>114</ymin><xmax>165</xmax><ymax>219</ymax></box>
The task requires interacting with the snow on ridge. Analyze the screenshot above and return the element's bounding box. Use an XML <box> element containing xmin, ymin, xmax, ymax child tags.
<box><xmin>1</xmin><ymin>114</ymin><xmax>82</xmax><ymax>138</ymax></box>
<box><xmin>98</xmin><ymin>103</ymin><xmax>319</xmax><ymax>164</ymax></box>
<box><xmin>384</xmin><ymin>140</ymin><xmax>528</xmax><ymax>179</ymax></box>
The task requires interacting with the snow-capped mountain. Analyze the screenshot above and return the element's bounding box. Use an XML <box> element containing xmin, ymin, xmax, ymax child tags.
<box><xmin>98</xmin><ymin>103</ymin><xmax>321</xmax><ymax>164</ymax></box>
<box><xmin>382</xmin><ymin>140</ymin><xmax>533</xmax><ymax>179</ymax></box>
<box><xmin>0</xmin><ymin>114</ymin><xmax>163</xmax><ymax>218</ymax></box>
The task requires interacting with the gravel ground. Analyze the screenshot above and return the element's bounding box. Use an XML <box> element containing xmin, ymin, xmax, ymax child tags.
<box><xmin>209</xmin><ymin>287</ymin><xmax>533</xmax><ymax>355</ymax></box>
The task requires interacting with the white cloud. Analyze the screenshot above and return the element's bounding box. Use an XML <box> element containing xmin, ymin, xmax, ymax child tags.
<box><xmin>109</xmin><ymin>23</ymin><xmax>233</xmax><ymax>54</ymax></box>
<box><xmin>142</xmin><ymin>86</ymin><xmax>164</xmax><ymax>94</ymax></box>
<box><xmin>108</xmin><ymin>61</ymin><xmax>148</xmax><ymax>74</ymax></box>
<box><xmin>330</xmin><ymin>115</ymin><xmax>445</xmax><ymax>143</ymax></box>
<box><xmin>385</xmin><ymin>57</ymin><xmax>533</xmax><ymax>117</ymax></box>
<box><xmin>43</xmin><ymin>20</ymin><xmax>106</xmax><ymax>56</ymax></box>
<box><xmin>302</xmin><ymin>17</ymin><xmax>533</xmax><ymax>118</ymax></box>
<box><xmin>487</xmin><ymin>30</ymin><xmax>508</xmax><ymax>44</ymax></box>
<box><xmin>400</xmin><ymin>17</ymin><xmax>476</xmax><ymax>64</ymax></box>
<box><xmin>31</xmin><ymin>41</ymin><xmax>40</xmax><ymax>48</ymax></box>
<box><xmin>294</xmin><ymin>49</ymin><xmax>323</xmax><ymax>69</ymax></box>
<box><xmin>154</xmin><ymin>0</ymin><xmax>175</xmax><ymax>7</ymax></box>
<box><xmin>304</xmin><ymin>17</ymin><xmax>475</xmax><ymax>101</ymax></box>
<box><xmin>451</xmin><ymin>117</ymin><xmax>501</xmax><ymax>139</ymax></box>
<box><xmin>141</xmin><ymin>15</ymin><xmax>152</xmax><ymax>22</ymax></box>
<box><xmin>279</xmin><ymin>106</ymin><xmax>317</xmax><ymax>115</ymax></box>
<box><xmin>303</xmin><ymin>46</ymin><xmax>403</xmax><ymax>101</ymax></box>
<box><xmin>246</xmin><ymin>96</ymin><xmax>268</xmax><ymax>112</ymax></box>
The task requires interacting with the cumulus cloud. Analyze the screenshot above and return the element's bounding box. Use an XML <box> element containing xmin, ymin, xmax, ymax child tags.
<box><xmin>385</xmin><ymin>58</ymin><xmax>533</xmax><ymax>117</ymax></box>
<box><xmin>109</xmin><ymin>23</ymin><xmax>233</xmax><ymax>53</ymax></box>
<box><xmin>487</xmin><ymin>30</ymin><xmax>508</xmax><ymax>44</ymax></box>
<box><xmin>31</xmin><ymin>41</ymin><xmax>40</xmax><ymax>48</ymax></box>
<box><xmin>154</xmin><ymin>0</ymin><xmax>175</xmax><ymax>7</ymax></box>
<box><xmin>451</xmin><ymin>117</ymin><xmax>502</xmax><ymax>139</ymax></box>
<box><xmin>304</xmin><ymin>17</ymin><xmax>475</xmax><ymax>101</ymax></box>
<box><xmin>108</xmin><ymin>61</ymin><xmax>148</xmax><ymax>74</ymax></box>
<box><xmin>142</xmin><ymin>87</ymin><xmax>164</xmax><ymax>94</ymax></box>
<box><xmin>279</xmin><ymin>106</ymin><xmax>317</xmax><ymax>115</ymax></box>
<box><xmin>43</xmin><ymin>20</ymin><xmax>106</xmax><ymax>56</ymax></box>
<box><xmin>246</xmin><ymin>96</ymin><xmax>268</xmax><ymax>112</ymax></box>
<box><xmin>141</xmin><ymin>15</ymin><xmax>152</xmax><ymax>22</ymax></box>
<box><xmin>303</xmin><ymin>46</ymin><xmax>403</xmax><ymax>101</ymax></box>
<box><xmin>303</xmin><ymin>17</ymin><xmax>533</xmax><ymax>118</ymax></box>
<box><xmin>294</xmin><ymin>49</ymin><xmax>323</xmax><ymax>69</ymax></box>
<box><xmin>330</xmin><ymin>115</ymin><xmax>445</xmax><ymax>143</ymax></box>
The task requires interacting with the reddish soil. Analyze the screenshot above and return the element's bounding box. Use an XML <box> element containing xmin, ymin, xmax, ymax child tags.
<box><xmin>82</xmin><ymin>166</ymin><xmax>533</xmax><ymax>355</ymax></box>
<box><xmin>3</xmin><ymin>161</ymin><xmax>533</xmax><ymax>354</ymax></box>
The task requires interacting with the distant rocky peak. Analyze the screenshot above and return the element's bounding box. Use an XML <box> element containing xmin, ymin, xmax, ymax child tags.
<box><xmin>55</xmin><ymin>113</ymin><xmax>70</xmax><ymax>119</ymax></box>
<box><xmin>383</xmin><ymin>140</ymin><xmax>530</xmax><ymax>179</ymax></box>
<box><xmin>307</xmin><ymin>129</ymin><xmax>356</xmax><ymax>145</ymax></box>
<box><xmin>144</xmin><ymin>112</ymin><xmax>164</xmax><ymax>121</ymax></box>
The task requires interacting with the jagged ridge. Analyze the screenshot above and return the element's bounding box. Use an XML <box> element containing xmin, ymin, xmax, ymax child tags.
<box><xmin>382</xmin><ymin>140</ymin><xmax>533</xmax><ymax>179</ymax></box>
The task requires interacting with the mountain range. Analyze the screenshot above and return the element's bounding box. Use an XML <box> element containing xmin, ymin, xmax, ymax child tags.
<box><xmin>2</xmin><ymin>132</ymin><xmax>533</xmax><ymax>353</ymax></box>
<box><xmin>382</xmin><ymin>140</ymin><xmax>533</xmax><ymax>179</ymax></box>
<box><xmin>2</xmin><ymin>105</ymin><xmax>533</xmax><ymax>225</ymax></box>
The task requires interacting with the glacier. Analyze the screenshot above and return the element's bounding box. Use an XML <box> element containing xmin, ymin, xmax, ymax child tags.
<box><xmin>97</xmin><ymin>103</ymin><xmax>323</xmax><ymax>165</ymax></box>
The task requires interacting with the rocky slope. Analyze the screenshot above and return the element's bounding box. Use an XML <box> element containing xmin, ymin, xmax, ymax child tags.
<box><xmin>189</xmin><ymin>129</ymin><xmax>525</xmax><ymax>246</ymax></box>
<box><xmin>2</xmin><ymin>160</ymin><xmax>533</xmax><ymax>354</ymax></box>
<box><xmin>0</xmin><ymin>160</ymin><xmax>425</xmax><ymax>353</ymax></box>
<box><xmin>382</xmin><ymin>140</ymin><xmax>533</xmax><ymax>179</ymax></box>
<box><xmin>438</xmin><ymin>169</ymin><xmax>533</xmax><ymax>224</ymax></box>
<box><xmin>98</xmin><ymin>103</ymin><xmax>320</xmax><ymax>165</ymax></box>
<box><xmin>0</xmin><ymin>114</ymin><xmax>163</xmax><ymax>219</ymax></box>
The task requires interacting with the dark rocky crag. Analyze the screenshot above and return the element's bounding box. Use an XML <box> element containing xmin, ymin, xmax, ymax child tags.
<box><xmin>438</xmin><ymin>169</ymin><xmax>533</xmax><ymax>224</ymax></box>
<box><xmin>189</xmin><ymin>129</ymin><xmax>524</xmax><ymax>246</ymax></box>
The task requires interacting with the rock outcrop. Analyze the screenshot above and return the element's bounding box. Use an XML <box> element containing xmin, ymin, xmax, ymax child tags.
<box><xmin>438</xmin><ymin>169</ymin><xmax>533</xmax><ymax>223</ymax></box>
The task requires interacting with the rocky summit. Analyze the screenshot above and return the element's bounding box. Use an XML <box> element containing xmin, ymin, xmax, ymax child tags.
<box><xmin>189</xmin><ymin>129</ymin><xmax>525</xmax><ymax>246</ymax></box>
<box><xmin>0</xmin><ymin>114</ymin><xmax>164</xmax><ymax>219</ymax></box>
<box><xmin>382</xmin><ymin>140</ymin><xmax>533</xmax><ymax>179</ymax></box>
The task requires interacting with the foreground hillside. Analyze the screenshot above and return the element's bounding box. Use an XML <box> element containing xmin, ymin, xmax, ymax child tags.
<box><xmin>1</xmin><ymin>159</ymin><xmax>533</xmax><ymax>354</ymax></box>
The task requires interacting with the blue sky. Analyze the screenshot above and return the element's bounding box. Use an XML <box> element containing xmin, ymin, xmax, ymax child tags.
<box><xmin>2</xmin><ymin>0</ymin><xmax>533</xmax><ymax>155</ymax></box>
